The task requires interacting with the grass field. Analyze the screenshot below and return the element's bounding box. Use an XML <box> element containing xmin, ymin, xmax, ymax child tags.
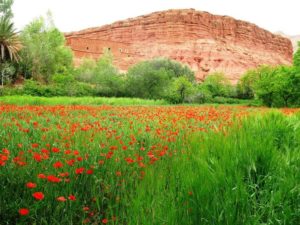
<box><xmin>0</xmin><ymin>95</ymin><xmax>168</xmax><ymax>106</ymax></box>
<box><xmin>0</xmin><ymin>103</ymin><xmax>299</xmax><ymax>224</ymax></box>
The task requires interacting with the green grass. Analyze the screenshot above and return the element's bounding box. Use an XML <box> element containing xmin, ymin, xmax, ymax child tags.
<box><xmin>131</xmin><ymin>111</ymin><xmax>300</xmax><ymax>224</ymax></box>
<box><xmin>0</xmin><ymin>95</ymin><xmax>168</xmax><ymax>106</ymax></box>
<box><xmin>0</xmin><ymin>105</ymin><xmax>299</xmax><ymax>224</ymax></box>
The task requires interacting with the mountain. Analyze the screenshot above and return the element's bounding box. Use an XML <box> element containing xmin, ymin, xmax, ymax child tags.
<box><xmin>276</xmin><ymin>32</ymin><xmax>299</xmax><ymax>52</ymax></box>
<box><xmin>65</xmin><ymin>9</ymin><xmax>293</xmax><ymax>83</ymax></box>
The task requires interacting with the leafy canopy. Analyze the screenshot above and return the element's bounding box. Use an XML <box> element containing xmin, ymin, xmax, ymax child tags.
<box><xmin>19</xmin><ymin>13</ymin><xmax>73</xmax><ymax>83</ymax></box>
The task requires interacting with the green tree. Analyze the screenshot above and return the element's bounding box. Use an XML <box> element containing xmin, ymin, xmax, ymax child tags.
<box><xmin>75</xmin><ymin>58</ymin><xmax>97</xmax><ymax>83</ymax></box>
<box><xmin>94</xmin><ymin>49</ymin><xmax>124</xmax><ymax>97</ymax></box>
<box><xmin>19</xmin><ymin>14</ymin><xmax>73</xmax><ymax>83</ymax></box>
<box><xmin>166</xmin><ymin>77</ymin><xmax>195</xmax><ymax>103</ymax></box>
<box><xmin>252</xmin><ymin>66</ymin><xmax>276</xmax><ymax>107</ymax></box>
<box><xmin>125</xmin><ymin>58</ymin><xmax>194</xmax><ymax>99</ymax></box>
<box><xmin>145</xmin><ymin>58</ymin><xmax>195</xmax><ymax>82</ymax></box>
<box><xmin>0</xmin><ymin>15</ymin><xmax>21</xmax><ymax>86</ymax></box>
<box><xmin>0</xmin><ymin>0</ymin><xmax>13</xmax><ymax>19</ymax></box>
<box><xmin>293</xmin><ymin>42</ymin><xmax>300</xmax><ymax>68</ymax></box>
<box><xmin>126</xmin><ymin>61</ymin><xmax>169</xmax><ymax>99</ymax></box>
<box><xmin>201</xmin><ymin>72</ymin><xmax>234</xmax><ymax>97</ymax></box>
<box><xmin>237</xmin><ymin>69</ymin><xmax>258</xmax><ymax>99</ymax></box>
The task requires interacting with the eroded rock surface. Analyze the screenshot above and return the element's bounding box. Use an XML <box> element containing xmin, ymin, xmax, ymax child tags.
<box><xmin>65</xmin><ymin>9</ymin><xmax>293</xmax><ymax>83</ymax></box>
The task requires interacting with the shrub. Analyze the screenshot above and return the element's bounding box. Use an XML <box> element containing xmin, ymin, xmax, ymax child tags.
<box><xmin>202</xmin><ymin>72</ymin><xmax>235</xmax><ymax>98</ymax></box>
<box><xmin>19</xmin><ymin>13</ymin><xmax>74</xmax><ymax>83</ymax></box>
<box><xmin>237</xmin><ymin>69</ymin><xmax>258</xmax><ymax>99</ymax></box>
<box><xmin>125</xmin><ymin>58</ymin><xmax>195</xmax><ymax>99</ymax></box>
<box><xmin>165</xmin><ymin>77</ymin><xmax>195</xmax><ymax>103</ymax></box>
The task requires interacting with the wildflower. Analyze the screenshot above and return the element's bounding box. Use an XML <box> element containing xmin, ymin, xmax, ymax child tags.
<box><xmin>33</xmin><ymin>153</ymin><xmax>42</xmax><ymax>162</ymax></box>
<box><xmin>68</xmin><ymin>195</ymin><xmax>76</xmax><ymax>201</ymax></box>
<box><xmin>116</xmin><ymin>171</ymin><xmax>121</xmax><ymax>177</ymax></box>
<box><xmin>32</xmin><ymin>143</ymin><xmax>39</xmax><ymax>148</ymax></box>
<box><xmin>32</xmin><ymin>192</ymin><xmax>44</xmax><ymax>200</ymax></box>
<box><xmin>57</xmin><ymin>196</ymin><xmax>67</xmax><ymax>202</ymax></box>
<box><xmin>19</xmin><ymin>208</ymin><xmax>29</xmax><ymax>216</ymax></box>
<box><xmin>2</xmin><ymin>148</ymin><xmax>9</xmax><ymax>155</ymax></box>
<box><xmin>102</xmin><ymin>218</ymin><xmax>108</xmax><ymax>224</ymax></box>
<box><xmin>53</xmin><ymin>161</ymin><xmax>63</xmax><ymax>169</ymax></box>
<box><xmin>37</xmin><ymin>173</ymin><xmax>47</xmax><ymax>179</ymax></box>
<box><xmin>86</xmin><ymin>169</ymin><xmax>93</xmax><ymax>175</ymax></box>
<box><xmin>83</xmin><ymin>206</ymin><xmax>90</xmax><ymax>211</ymax></box>
<box><xmin>52</xmin><ymin>147</ymin><xmax>60</xmax><ymax>153</ymax></box>
<box><xmin>26</xmin><ymin>182</ymin><xmax>37</xmax><ymax>189</ymax></box>
<box><xmin>125</xmin><ymin>157</ymin><xmax>134</xmax><ymax>164</ymax></box>
<box><xmin>75</xmin><ymin>167</ymin><xmax>85</xmax><ymax>174</ymax></box>
<box><xmin>41</xmin><ymin>149</ymin><xmax>49</xmax><ymax>154</ymax></box>
<box><xmin>47</xmin><ymin>175</ymin><xmax>61</xmax><ymax>183</ymax></box>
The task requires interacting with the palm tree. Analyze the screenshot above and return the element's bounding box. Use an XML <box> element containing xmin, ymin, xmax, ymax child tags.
<box><xmin>0</xmin><ymin>15</ymin><xmax>22</xmax><ymax>86</ymax></box>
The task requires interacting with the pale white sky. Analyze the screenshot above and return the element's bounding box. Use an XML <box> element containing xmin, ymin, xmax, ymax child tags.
<box><xmin>12</xmin><ymin>0</ymin><xmax>299</xmax><ymax>35</ymax></box>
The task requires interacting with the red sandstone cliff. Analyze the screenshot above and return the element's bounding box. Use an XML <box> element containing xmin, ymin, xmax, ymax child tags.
<box><xmin>65</xmin><ymin>9</ymin><xmax>293</xmax><ymax>83</ymax></box>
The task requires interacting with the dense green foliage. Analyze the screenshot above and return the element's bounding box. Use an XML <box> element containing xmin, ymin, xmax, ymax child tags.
<box><xmin>0</xmin><ymin>0</ymin><xmax>13</xmax><ymax>19</ymax></box>
<box><xmin>238</xmin><ymin>65</ymin><xmax>300</xmax><ymax>107</ymax></box>
<box><xmin>201</xmin><ymin>72</ymin><xmax>234</xmax><ymax>97</ymax></box>
<box><xmin>19</xmin><ymin>14</ymin><xmax>73</xmax><ymax>83</ymax></box>
<box><xmin>0</xmin><ymin>0</ymin><xmax>21</xmax><ymax>86</ymax></box>
<box><xmin>293</xmin><ymin>42</ymin><xmax>300</xmax><ymax>68</ymax></box>
<box><xmin>125</xmin><ymin>58</ymin><xmax>195</xmax><ymax>100</ymax></box>
<box><xmin>75</xmin><ymin>50</ymin><xmax>125</xmax><ymax>97</ymax></box>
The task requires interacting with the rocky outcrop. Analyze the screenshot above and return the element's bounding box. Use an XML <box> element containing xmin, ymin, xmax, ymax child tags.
<box><xmin>65</xmin><ymin>9</ymin><xmax>293</xmax><ymax>83</ymax></box>
<box><xmin>276</xmin><ymin>32</ymin><xmax>300</xmax><ymax>53</ymax></box>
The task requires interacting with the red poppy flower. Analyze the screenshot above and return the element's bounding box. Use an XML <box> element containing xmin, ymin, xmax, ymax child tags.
<box><xmin>33</xmin><ymin>153</ymin><xmax>42</xmax><ymax>162</ymax></box>
<box><xmin>86</xmin><ymin>169</ymin><xmax>93</xmax><ymax>175</ymax></box>
<box><xmin>68</xmin><ymin>195</ymin><xmax>76</xmax><ymax>201</ymax></box>
<box><xmin>19</xmin><ymin>208</ymin><xmax>29</xmax><ymax>216</ymax></box>
<box><xmin>125</xmin><ymin>157</ymin><xmax>134</xmax><ymax>164</ymax></box>
<box><xmin>26</xmin><ymin>182</ymin><xmax>37</xmax><ymax>189</ymax></box>
<box><xmin>53</xmin><ymin>161</ymin><xmax>63</xmax><ymax>169</ymax></box>
<box><xmin>32</xmin><ymin>143</ymin><xmax>39</xmax><ymax>148</ymax></box>
<box><xmin>83</xmin><ymin>206</ymin><xmax>90</xmax><ymax>211</ymax></box>
<box><xmin>116</xmin><ymin>171</ymin><xmax>121</xmax><ymax>177</ymax></box>
<box><xmin>75</xmin><ymin>167</ymin><xmax>85</xmax><ymax>174</ymax></box>
<box><xmin>32</xmin><ymin>192</ymin><xmax>44</xmax><ymax>200</ymax></box>
<box><xmin>2</xmin><ymin>148</ymin><xmax>9</xmax><ymax>155</ymax></box>
<box><xmin>102</xmin><ymin>218</ymin><xmax>108</xmax><ymax>224</ymax></box>
<box><xmin>57</xmin><ymin>196</ymin><xmax>67</xmax><ymax>202</ymax></box>
<box><xmin>47</xmin><ymin>175</ymin><xmax>61</xmax><ymax>183</ymax></box>
<box><xmin>52</xmin><ymin>147</ymin><xmax>60</xmax><ymax>153</ymax></box>
<box><xmin>37</xmin><ymin>173</ymin><xmax>47</xmax><ymax>179</ymax></box>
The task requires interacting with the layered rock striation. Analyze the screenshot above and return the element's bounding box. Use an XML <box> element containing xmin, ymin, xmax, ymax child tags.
<box><xmin>65</xmin><ymin>9</ymin><xmax>293</xmax><ymax>83</ymax></box>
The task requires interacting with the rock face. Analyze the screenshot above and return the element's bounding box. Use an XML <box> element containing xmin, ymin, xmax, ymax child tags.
<box><xmin>65</xmin><ymin>9</ymin><xmax>293</xmax><ymax>83</ymax></box>
<box><xmin>276</xmin><ymin>32</ymin><xmax>300</xmax><ymax>53</ymax></box>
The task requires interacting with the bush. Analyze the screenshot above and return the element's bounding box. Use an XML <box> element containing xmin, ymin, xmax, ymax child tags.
<box><xmin>19</xmin><ymin>14</ymin><xmax>74</xmax><ymax>83</ymax></box>
<box><xmin>251</xmin><ymin>65</ymin><xmax>300</xmax><ymax>107</ymax></box>
<box><xmin>125</xmin><ymin>58</ymin><xmax>195</xmax><ymax>100</ymax></box>
<box><xmin>202</xmin><ymin>72</ymin><xmax>235</xmax><ymax>98</ymax></box>
<box><xmin>20</xmin><ymin>79</ymin><xmax>94</xmax><ymax>97</ymax></box>
<box><xmin>237</xmin><ymin>69</ymin><xmax>258</xmax><ymax>99</ymax></box>
<box><xmin>164</xmin><ymin>77</ymin><xmax>195</xmax><ymax>103</ymax></box>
